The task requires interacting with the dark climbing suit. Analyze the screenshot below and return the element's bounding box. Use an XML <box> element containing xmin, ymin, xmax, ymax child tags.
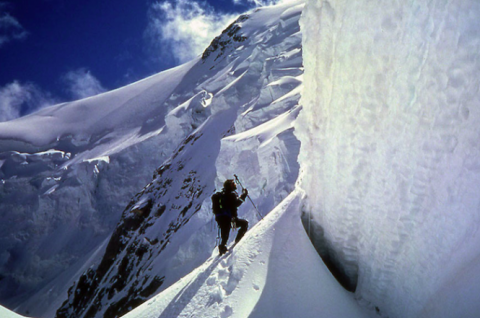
<box><xmin>215</xmin><ymin>191</ymin><xmax>249</xmax><ymax>248</ymax></box>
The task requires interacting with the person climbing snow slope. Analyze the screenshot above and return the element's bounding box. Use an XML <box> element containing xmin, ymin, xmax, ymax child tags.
<box><xmin>212</xmin><ymin>179</ymin><xmax>249</xmax><ymax>255</ymax></box>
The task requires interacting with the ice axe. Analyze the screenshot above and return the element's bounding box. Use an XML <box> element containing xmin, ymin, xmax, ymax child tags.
<box><xmin>234</xmin><ymin>174</ymin><xmax>263</xmax><ymax>220</ymax></box>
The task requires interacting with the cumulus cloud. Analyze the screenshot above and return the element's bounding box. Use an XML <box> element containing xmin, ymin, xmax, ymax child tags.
<box><xmin>0</xmin><ymin>81</ymin><xmax>55</xmax><ymax>122</ymax></box>
<box><xmin>0</xmin><ymin>3</ymin><xmax>28</xmax><ymax>48</ymax></box>
<box><xmin>62</xmin><ymin>68</ymin><xmax>107</xmax><ymax>100</ymax></box>
<box><xmin>145</xmin><ymin>0</ymin><xmax>236</xmax><ymax>64</ymax></box>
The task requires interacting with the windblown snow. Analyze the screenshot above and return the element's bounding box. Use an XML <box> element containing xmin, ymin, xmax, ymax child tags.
<box><xmin>1</xmin><ymin>0</ymin><xmax>479</xmax><ymax>317</ymax></box>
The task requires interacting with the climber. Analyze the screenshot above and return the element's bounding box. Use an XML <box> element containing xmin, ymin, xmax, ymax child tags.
<box><xmin>211</xmin><ymin>179</ymin><xmax>249</xmax><ymax>255</ymax></box>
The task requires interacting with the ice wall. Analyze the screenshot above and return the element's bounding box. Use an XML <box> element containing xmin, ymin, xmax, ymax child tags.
<box><xmin>297</xmin><ymin>0</ymin><xmax>480</xmax><ymax>317</ymax></box>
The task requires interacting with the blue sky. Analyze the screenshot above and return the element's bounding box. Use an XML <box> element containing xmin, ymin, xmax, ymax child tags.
<box><xmin>0</xmin><ymin>0</ymin><xmax>271</xmax><ymax>122</ymax></box>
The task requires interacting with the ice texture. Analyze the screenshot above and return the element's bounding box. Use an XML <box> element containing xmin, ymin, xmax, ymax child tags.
<box><xmin>297</xmin><ymin>0</ymin><xmax>480</xmax><ymax>317</ymax></box>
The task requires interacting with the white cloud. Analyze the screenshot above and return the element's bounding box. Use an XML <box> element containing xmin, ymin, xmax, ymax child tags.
<box><xmin>232</xmin><ymin>0</ymin><xmax>285</xmax><ymax>7</ymax></box>
<box><xmin>0</xmin><ymin>81</ymin><xmax>55</xmax><ymax>122</ymax></box>
<box><xmin>145</xmin><ymin>0</ymin><xmax>236</xmax><ymax>64</ymax></box>
<box><xmin>63</xmin><ymin>68</ymin><xmax>107</xmax><ymax>100</ymax></box>
<box><xmin>0</xmin><ymin>4</ymin><xmax>28</xmax><ymax>48</ymax></box>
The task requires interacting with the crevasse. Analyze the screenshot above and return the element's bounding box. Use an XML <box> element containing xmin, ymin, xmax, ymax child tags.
<box><xmin>296</xmin><ymin>0</ymin><xmax>480</xmax><ymax>317</ymax></box>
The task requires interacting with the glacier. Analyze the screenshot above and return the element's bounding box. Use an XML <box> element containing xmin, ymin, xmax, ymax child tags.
<box><xmin>0</xmin><ymin>0</ymin><xmax>480</xmax><ymax>317</ymax></box>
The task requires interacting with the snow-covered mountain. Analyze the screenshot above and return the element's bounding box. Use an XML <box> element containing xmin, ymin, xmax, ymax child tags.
<box><xmin>1</xmin><ymin>1</ymin><xmax>304</xmax><ymax>317</ymax></box>
<box><xmin>2</xmin><ymin>0</ymin><xmax>480</xmax><ymax>317</ymax></box>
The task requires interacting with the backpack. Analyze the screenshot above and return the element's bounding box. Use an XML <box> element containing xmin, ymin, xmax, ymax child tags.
<box><xmin>211</xmin><ymin>191</ymin><xmax>230</xmax><ymax>217</ymax></box>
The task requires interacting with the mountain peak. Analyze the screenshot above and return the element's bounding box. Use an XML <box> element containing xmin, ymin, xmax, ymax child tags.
<box><xmin>202</xmin><ymin>14</ymin><xmax>249</xmax><ymax>62</ymax></box>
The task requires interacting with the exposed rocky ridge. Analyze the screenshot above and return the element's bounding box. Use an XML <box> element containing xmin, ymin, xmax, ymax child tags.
<box><xmin>56</xmin><ymin>133</ymin><xmax>209</xmax><ymax>318</ymax></box>
<box><xmin>202</xmin><ymin>15</ymin><xmax>249</xmax><ymax>62</ymax></box>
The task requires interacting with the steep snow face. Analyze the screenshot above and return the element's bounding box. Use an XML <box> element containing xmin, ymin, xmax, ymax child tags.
<box><xmin>297</xmin><ymin>0</ymin><xmax>480</xmax><ymax>317</ymax></box>
<box><xmin>47</xmin><ymin>1</ymin><xmax>304</xmax><ymax>318</ymax></box>
<box><xmin>121</xmin><ymin>191</ymin><xmax>374</xmax><ymax>318</ymax></box>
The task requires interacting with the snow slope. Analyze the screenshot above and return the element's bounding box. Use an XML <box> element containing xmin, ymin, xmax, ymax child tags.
<box><xmin>0</xmin><ymin>1</ymin><xmax>305</xmax><ymax>317</ymax></box>
<box><xmin>0</xmin><ymin>305</ymin><xmax>29</xmax><ymax>318</ymax></box>
<box><xmin>121</xmin><ymin>191</ymin><xmax>374</xmax><ymax>318</ymax></box>
<box><xmin>0</xmin><ymin>59</ymin><xmax>207</xmax><ymax>312</ymax></box>
<box><xmin>297</xmin><ymin>0</ymin><xmax>480</xmax><ymax>317</ymax></box>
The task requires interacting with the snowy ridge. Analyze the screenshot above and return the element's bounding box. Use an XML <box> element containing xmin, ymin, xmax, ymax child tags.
<box><xmin>121</xmin><ymin>190</ymin><xmax>373</xmax><ymax>318</ymax></box>
<box><xmin>0</xmin><ymin>59</ymin><xmax>195</xmax><ymax>153</ymax></box>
